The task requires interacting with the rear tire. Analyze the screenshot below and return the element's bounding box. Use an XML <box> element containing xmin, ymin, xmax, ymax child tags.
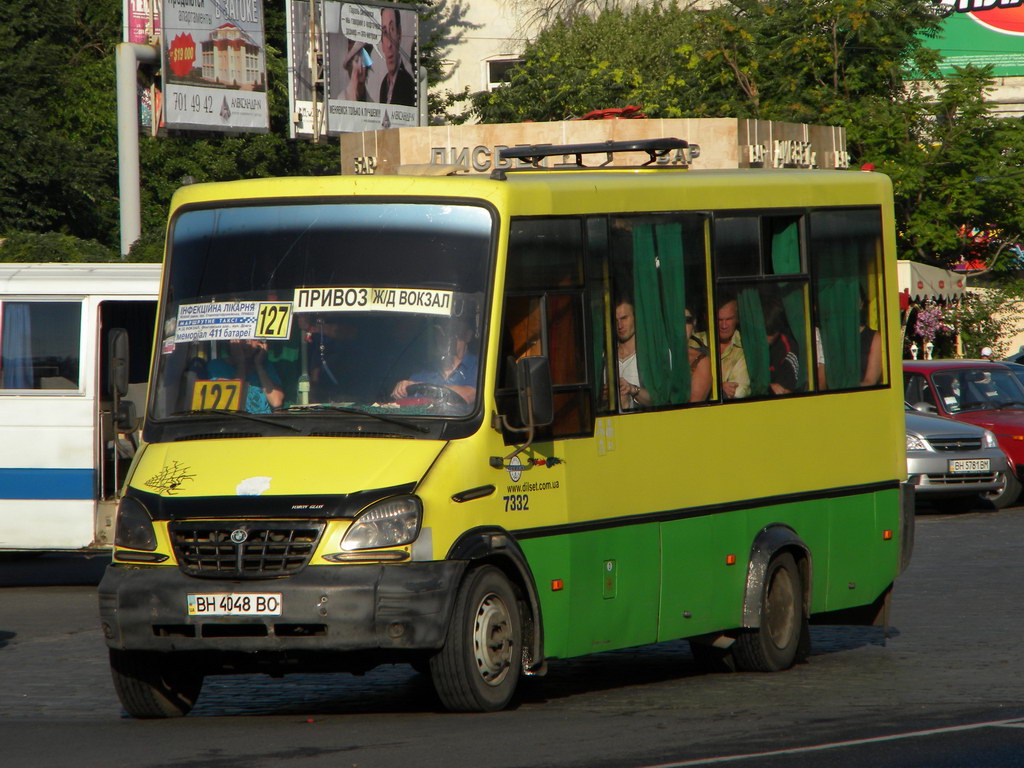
<box><xmin>109</xmin><ymin>649</ymin><xmax>204</xmax><ymax>718</ymax></box>
<box><xmin>981</xmin><ymin>470</ymin><xmax>1021</xmax><ymax>510</ymax></box>
<box><xmin>733</xmin><ymin>552</ymin><xmax>805</xmax><ymax>672</ymax></box>
<box><xmin>430</xmin><ymin>565</ymin><xmax>521</xmax><ymax>712</ymax></box>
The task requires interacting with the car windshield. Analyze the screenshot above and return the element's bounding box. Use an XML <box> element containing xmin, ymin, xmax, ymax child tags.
<box><xmin>931</xmin><ymin>368</ymin><xmax>1024</xmax><ymax>414</ymax></box>
<box><xmin>149</xmin><ymin>201</ymin><xmax>493</xmax><ymax>433</ymax></box>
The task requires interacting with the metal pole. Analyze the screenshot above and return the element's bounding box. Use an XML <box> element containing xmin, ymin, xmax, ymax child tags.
<box><xmin>116</xmin><ymin>43</ymin><xmax>159</xmax><ymax>259</ymax></box>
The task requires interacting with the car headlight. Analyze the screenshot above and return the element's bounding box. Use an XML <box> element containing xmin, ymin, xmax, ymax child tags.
<box><xmin>983</xmin><ymin>430</ymin><xmax>999</xmax><ymax>449</ymax></box>
<box><xmin>114</xmin><ymin>496</ymin><xmax>157</xmax><ymax>551</ymax></box>
<box><xmin>341</xmin><ymin>495</ymin><xmax>422</xmax><ymax>551</ymax></box>
<box><xmin>906</xmin><ymin>433</ymin><xmax>928</xmax><ymax>451</ymax></box>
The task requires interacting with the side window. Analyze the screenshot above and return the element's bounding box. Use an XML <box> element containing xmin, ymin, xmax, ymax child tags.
<box><xmin>497</xmin><ymin>218</ymin><xmax>591</xmax><ymax>442</ymax></box>
<box><xmin>0</xmin><ymin>301</ymin><xmax>82</xmax><ymax>390</ymax></box>
<box><xmin>608</xmin><ymin>214</ymin><xmax>711</xmax><ymax>412</ymax></box>
<box><xmin>809</xmin><ymin>208</ymin><xmax>886</xmax><ymax>391</ymax></box>
<box><xmin>904</xmin><ymin>372</ymin><xmax>935</xmax><ymax>409</ymax></box>
<box><xmin>713</xmin><ymin>214</ymin><xmax>810</xmax><ymax>399</ymax></box>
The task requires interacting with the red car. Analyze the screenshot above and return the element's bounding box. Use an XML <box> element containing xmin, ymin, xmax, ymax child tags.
<box><xmin>903</xmin><ymin>359</ymin><xmax>1024</xmax><ymax>508</ymax></box>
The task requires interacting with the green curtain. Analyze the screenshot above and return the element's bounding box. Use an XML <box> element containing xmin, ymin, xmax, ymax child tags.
<box><xmin>656</xmin><ymin>223</ymin><xmax>690</xmax><ymax>403</ymax></box>
<box><xmin>817</xmin><ymin>240</ymin><xmax>861</xmax><ymax>389</ymax></box>
<box><xmin>631</xmin><ymin>223</ymin><xmax>690</xmax><ymax>406</ymax></box>
<box><xmin>738</xmin><ymin>287</ymin><xmax>769</xmax><ymax>396</ymax></box>
<box><xmin>770</xmin><ymin>221</ymin><xmax>807</xmax><ymax>389</ymax></box>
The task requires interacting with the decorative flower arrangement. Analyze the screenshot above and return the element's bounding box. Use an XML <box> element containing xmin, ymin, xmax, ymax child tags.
<box><xmin>913</xmin><ymin>300</ymin><xmax>952</xmax><ymax>344</ymax></box>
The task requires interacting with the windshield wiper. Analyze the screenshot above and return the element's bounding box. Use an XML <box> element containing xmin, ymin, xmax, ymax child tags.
<box><xmin>178</xmin><ymin>409</ymin><xmax>303</xmax><ymax>432</ymax></box>
<box><xmin>282</xmin><ymin>404</ymin><xmax>430</xmax><ymax>433</ymax></box>
<box><xmin>994</xmin><ymin>401</ymin><xmax>1024</xmax><ymax>410</ymax></box>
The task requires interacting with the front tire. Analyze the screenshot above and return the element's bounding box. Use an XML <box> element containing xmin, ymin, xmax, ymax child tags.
<box><xmin>733</xmin><ymin>552</ymin><xmax>806</xmax><ymax>672</ymax></box>
<box><xmin>981</xmin><ymin>470</ymin><xmax>1021</xmax><ymax>510</ymax></box>
<box><xmin>430</xmin><ymin>565</ymin><xmax>521</xmax><ymax>712</ymax></box>
<box><xmin>109</xmin><ymin>649</ymin><xmax>204</xmax><ymax>718</ymax></box>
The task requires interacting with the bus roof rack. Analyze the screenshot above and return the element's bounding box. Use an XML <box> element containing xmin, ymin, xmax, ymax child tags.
<box><xmin>494</xmin><ymin>138</ymin><xmax>699</xmax><ymax>177</ymax></box>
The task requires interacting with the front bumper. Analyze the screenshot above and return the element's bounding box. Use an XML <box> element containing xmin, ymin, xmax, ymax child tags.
<box><xmin>99</xmin><ymin>561</ymin><xmax>466</xmax><ymax>656</ymax></box>
<box><xmin>906</xmin><ymin>448</ymin><xmax>1010</xmax><ymax>497</ymax></box>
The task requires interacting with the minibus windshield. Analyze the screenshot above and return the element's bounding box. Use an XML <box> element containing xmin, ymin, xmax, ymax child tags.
<box><xmin>150</xmin><ymin>201</ymin><xmax>493</xmax><ymax>430</ymax></box>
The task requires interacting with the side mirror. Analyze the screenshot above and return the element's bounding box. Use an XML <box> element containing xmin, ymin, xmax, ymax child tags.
<box><xmin>516</xmin><ymin>356</ymin><xmax>553</xmax><ymax>427</ymax></box>
<box><xmin>912</xmin><ymin>401</ymin><xmax>936</xmax><ymax>414</ymax></box>
<box><xmin>113</xmin><ymin>398</ymin><xmax>138</xmax><ymax>433</ymax></box>
<box><xmin>108</xmin><ymin>328</ymin><xmax>130</xmax><ymax>399</ymax></box>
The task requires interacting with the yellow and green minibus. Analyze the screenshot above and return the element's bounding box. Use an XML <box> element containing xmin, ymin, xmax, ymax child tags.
<box><xmin>99</xmin><ymin>139</ymin><xmax>912</xmax><ymax>718</ymax></box>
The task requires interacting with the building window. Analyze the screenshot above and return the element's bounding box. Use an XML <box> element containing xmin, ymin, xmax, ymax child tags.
<box><xmin>487</xmin><ymin>58</ymin><xmax>521</xmax><ymax>90</ymax></box>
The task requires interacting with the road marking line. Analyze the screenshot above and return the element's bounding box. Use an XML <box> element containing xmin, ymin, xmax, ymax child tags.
<box><xmin>637</xmin><ymin>717</ymin><xmax>1024</xmax><ymax>767</ymax></box>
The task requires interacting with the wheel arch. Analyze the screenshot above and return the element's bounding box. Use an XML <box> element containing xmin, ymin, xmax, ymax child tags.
<box><xmin>446</xmin><ymin>526</ymin><xmax>546</xmax><ymax>675</ymax></box>
<box><xmin>742</xmin><ymin>524</ymin><xmax>812</xmax><ymax>629</ymax></box>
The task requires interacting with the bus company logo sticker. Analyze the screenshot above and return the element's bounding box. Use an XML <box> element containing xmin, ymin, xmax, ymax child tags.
<box><xmin>230</xmin><ymin>529</ymin><xmax>248</xmax><ymax>544</ymax></box>
<box><xmin>507</xmin><ymin>455</ymin><xmax>524</xmax><ymax>483</ymax></box>
<box><xmin>237</xmin><ymin>476</ymin><xmax>272</xmax><ymax>496</ymax></box>
<box><xmin>144</xmin><ymin>460</ymin><xmax>196</xmax><ymax>495</ymax></box>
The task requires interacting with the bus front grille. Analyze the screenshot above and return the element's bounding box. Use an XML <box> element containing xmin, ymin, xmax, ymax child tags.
<box><xmin>170</xmin><ymin>521</ymin><xmax>325</xmax><ymax>578</ymax></box>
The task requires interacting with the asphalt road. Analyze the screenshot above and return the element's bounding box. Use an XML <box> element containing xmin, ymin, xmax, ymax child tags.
<box><xmin>1</xmin><ymin>507</ymin><xmax>1023</xmax><ymax>767</ymax></box>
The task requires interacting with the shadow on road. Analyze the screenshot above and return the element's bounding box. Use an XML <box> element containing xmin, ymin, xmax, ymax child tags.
<box><xmin>185</xmin><ymin>626</ymin><xmax>896</xmax><ymax>717</ymax></box>
<box><xmin>0</xmin><ymin>553</ymin><xmax>109</xmax><ymax>587</ymax></box>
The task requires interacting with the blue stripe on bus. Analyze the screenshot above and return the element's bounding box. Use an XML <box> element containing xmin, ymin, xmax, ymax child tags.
<box><xmin>0</xmin><ymin>468</ymin><xmax>95</xmax><ymax>500</ymax></box>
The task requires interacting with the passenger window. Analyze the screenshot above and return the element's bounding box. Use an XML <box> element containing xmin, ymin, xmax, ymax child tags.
<box><xmin>809</xmin><ymin>209</ymin><xmax>886</xmax><ymax>391</ymax></box>
<box><xmin>0</xmin><ymin>301</ymin><xmax>82</xmax><ymax>389</ymax></box>
<box><xmin>713</xmin><ymin>214</ymin><xmax>810</xmax><ymax>399</ymax></box>
<box><xmin>608</xmin><ymin>214</ymin><xmax>711</xmax><ymax>411</ymax></box>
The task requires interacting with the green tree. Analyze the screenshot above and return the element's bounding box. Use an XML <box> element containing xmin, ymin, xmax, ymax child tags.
<box><xmin>850</xmin><ymin>66</ymin><xmax>1024</xmax><ymax>271</ymax></box>
<box><xmin>473</xmin><ymin>6</ymin><xmax>703</xmax><ymax>122</ymax></box>
<box><xmin>0</xmin><ymin>232</ymin><xmax>119</xmax><ymax>262</ymax></box>
<box><xmin>0</xmin><ymin>1</ymin><xmax>124</xmax><ymax>245</ymax></box>
<box><xmin>1</xmin><ymin>0</ymin><xmax>452</xmax><ymax>258</ymax></box>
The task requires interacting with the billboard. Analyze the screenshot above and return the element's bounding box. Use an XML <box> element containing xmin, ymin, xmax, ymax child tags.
<box><xmin>929</xmin><ymin>4</ymin><xmax>1024</xmax><ymax>77</ymax></box>
<box><xmin>286</xmin><ymin>1</ymin><xmax>321</xmax><ymax>138</ymax></box>
<box><xmin>160</xmin><ymin>0</ymin><xmax>269</xmax><ymax>133</ymax></box>
<box><xmin>124</xmin><ymin>0</ymin><xmax>161</xmax><ymax>43</ymax></box>
<box><xmin>323</xmin><ymin>1</ymin><xmax>420</xmax><ymax>134</ymax></box>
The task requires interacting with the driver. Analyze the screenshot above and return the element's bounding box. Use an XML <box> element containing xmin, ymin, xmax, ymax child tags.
<box><xmin>391</xmin><ymin>317</ymin><xmax>478</xmax><ymax>405</ymax></box>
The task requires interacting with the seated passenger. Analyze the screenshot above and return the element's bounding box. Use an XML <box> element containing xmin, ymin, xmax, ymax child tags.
<box><xmin>615</xmin><ymin>298</ymin><xmax>651</xmax><ymax>410</ymax></box>
<box><xmin>715</xmin><ymin>298</ymin><xmax>750</xmax><ymax>399</ymax></box>
<box><xmin>685</xmin><ymin>308</ymin><xmax>712</xmax><ymax>402</ymax></box>
<box><xmin>391</xmin><ymin>318</ymin><xmax>478</xmax><ymax>406</ymax></box>
<box><xmin>764</xmin><ymin>301</ymin><xmax>800</xmax><ymax>395</ymax></box>
<box><xmin>206</xmin><ymin>339</ymin><xmax>285</xmax><ymax>413</ymax></box>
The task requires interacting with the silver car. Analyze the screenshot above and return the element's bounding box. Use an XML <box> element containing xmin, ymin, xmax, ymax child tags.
<box><xmin>906</xmin><ymin>404</ymin><xmax>1014</xmax><ymax>512</ymax></box>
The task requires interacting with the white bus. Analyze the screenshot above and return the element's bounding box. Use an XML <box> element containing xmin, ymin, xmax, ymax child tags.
<box><xmin>0</xmin><ymin>263</ymin><xmax>159</xmax><ymax>551</ymax></box>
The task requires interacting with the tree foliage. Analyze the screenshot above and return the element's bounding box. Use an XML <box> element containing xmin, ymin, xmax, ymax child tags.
<box><xmin>0</xmin><ymin>0</ymin><xmax>451</xmax><ymax>258</ymax></box>
<box><xmin>475</xmin><ymin>0</ymin><xmax>1024</xmax><ymax>275</ymax></box>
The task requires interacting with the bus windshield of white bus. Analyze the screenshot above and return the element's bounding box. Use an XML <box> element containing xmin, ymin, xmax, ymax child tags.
<box><xmin>150</xmin><ymin>202</ymin><xmax>493</xmax><ymax>435</ymax></box>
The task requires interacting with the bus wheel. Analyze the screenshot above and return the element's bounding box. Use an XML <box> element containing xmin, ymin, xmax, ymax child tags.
<box><xmin>430</xmin><ymin>565</ymin><xmax>521</xmax><ymax>712</ymax></box>
<box><xmin>109</xmin><ymin>649</ymin><xmax>204</xmax><ymax>718</ymax></box>
<box><xmin>734</xmin><ymin>552</ymin><xmax>805</xmax><ymax>673</ymax></box>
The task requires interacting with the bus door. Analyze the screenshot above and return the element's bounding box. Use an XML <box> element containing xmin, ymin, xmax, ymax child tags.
<box><xmin>96</xmin><ymin>299</ymin><xmax>157</xmax><ymax>546</ymax></box>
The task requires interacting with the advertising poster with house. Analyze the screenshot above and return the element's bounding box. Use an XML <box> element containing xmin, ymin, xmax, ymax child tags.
<box><xmin>323</xmin><ymin>1</ymin><xmax>419</xmax><ymax>135</ymax></box>
<box><xmin>160</xmin><ymin>0</ymin><xmax>269</xmax><ymax>133</ymax></box>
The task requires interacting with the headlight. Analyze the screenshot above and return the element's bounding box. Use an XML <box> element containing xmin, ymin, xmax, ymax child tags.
<box><xmin>983</xmin><ymin>430</ymin><xmax>999</xmax><ymax>449</ymax></box>
<box><xmin>341</xmin><ymin>495</ymin><xmax>422</xmax><ymax>551</ymax></box>
<box><xmin>906</xmin><ymin>433</ymin><xmax>928</xmax><ymax>451</ymax></box>
<box><xmin>114</xmin><ymin>496</ymin><xmax>157</xmax><ymax>551</ymax></box>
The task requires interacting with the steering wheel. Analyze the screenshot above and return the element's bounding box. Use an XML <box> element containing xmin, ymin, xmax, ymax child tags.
<box><xmin>406</xmin><ymin>382</ymin><xmax>467</xmax><ymax>408</ymax></box>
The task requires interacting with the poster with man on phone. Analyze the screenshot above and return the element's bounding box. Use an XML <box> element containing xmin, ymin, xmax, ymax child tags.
<box><xmin>324</xmin><ymin>1</ymin><xmax>419</xmax><ymax>134</ymax></box>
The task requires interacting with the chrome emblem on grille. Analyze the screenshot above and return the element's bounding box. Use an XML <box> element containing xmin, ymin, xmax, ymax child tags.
<box><xmin>230</xmin><ymin>529</ymin><xmax>248</xmax><ymax>544</ymax></box>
